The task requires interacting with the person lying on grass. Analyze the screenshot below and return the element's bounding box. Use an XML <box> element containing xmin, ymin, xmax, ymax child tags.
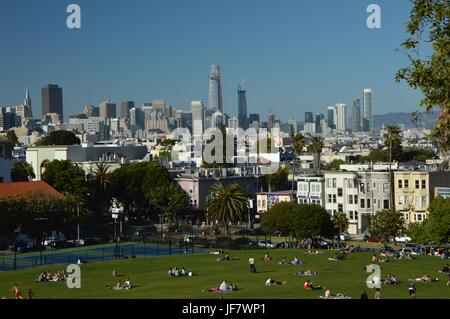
<box><xmin>279</xmin><ymin>257</ymin><xmax>287</xmax><ymax>265</ymax></box>
<box><xmin>290</xmin><ymin>256</ymin><xmax>303</xmax><ymax>265</ymax></box>
<box><xmin>328</xmin><ymin>251</ymin><xmax>346</xmax><ymax>261</ymax></box>
<box><xmin>298</xmin><ymin>270</ymin><xmax>318</xmax><ymax>276</ymax></box>
<box><xmin>265</xmin><ymin>278</ymin><xmax>288</xmax><ymax>286</ymax></box>
<box><xmin>303</xmin><ymin>279</ymin><xmax>321</xmax><ymax>291</ymax></box>
<box><xmin>320</xmin><ymin>289</ymin><xmax>351</xmax><ymax>299</ymax></box>
<box><xmin>204</xmin><ymin>281</ymin><xmax>237</xmax><ymax>293</ymax></box>
<box><xmin>217</xmin><ymin>254</ymin><xmax>238</xmax><ymax>262</ymax></box>
<box><xmin>305</xmin><ymin>249</ymin><xmax>322</xmax><ymax>255</ymax></box>
<box><xmin>408</xmin><ymin>275</ymin><xmax>438</xmax><ymax>283</ymax></box>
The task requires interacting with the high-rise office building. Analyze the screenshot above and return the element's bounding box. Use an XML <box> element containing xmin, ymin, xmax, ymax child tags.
<box><xmin>41</xmin><ymin>84</ymin><xmax>63</xmax><ymax>122</ymax></box>
<box><xmin>84</xmin><ymin>105</ymin><xmax>99</xmax><ymax>118</ymax></box>
<box><xmin>335</xmin><ymin>103</ymin><xmax>346</xmax><ymax>132</ymax></box>
<box><xmin>305</xmin><ymin>112</ymin><xmax>314</xmax><ymax>124</ymax></box>
<box><xmin>249</xmin><ymin>113</ymin><xmax>260</xmax><ymax>125</ymax></box>
<box><xmin>237</xmin><ymin>86</ymin><xmax>248</xmax><ymax>129</ymax></box>
<box><xmin>352</xmin><ymin>99</ymin><xmax>362</xmax><ymax>132</ymax></box>
<box><xmin>268</xmin><ymin>111</ymin><xmax>276</xmax><ymax>129</ymax></box>
<box><xmin>100</xmin><ymin>100</ymin><xmax>117</xmax><ymax>119</ymax></box>
<box><xmin>287</xmin><ymin>118</ymin><xmax>298</xmax><ymax>135</ymax></box>
<box><xmin>327</xmin><ymin>106</ymin><xmax>336</xmax><ymax>130</ymax></box>
<box><xmin>315</xmin><ymin>113</ymin><xmax>324</xmax><ymax>133</ymax></box>
<box><xmin>191</xmin><ymin>100</ymin><xmax>205</xmax><ymax>137</ymax></box>
<box><xmin>208</xmin><ymin>65</ymin><xmax>223</xmax><ymax>113</ymax></box>
<box><xmin>120</xmin><ymin>100</ymin><xmax>135</xmax><ymax>120</ymax></box>
<box><xmin>363</xmin><ymin>89</ymin><xmax>373</xmax><ymax>132</ymax></box>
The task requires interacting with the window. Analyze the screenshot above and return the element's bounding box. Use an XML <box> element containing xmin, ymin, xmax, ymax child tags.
<box><xmin>338</xmin><ymin>204</ymin><xmax>343</xmax><ymax>212</ymax></box>
<box><xmin>354</xmin><ymin>211</ymin><xmax>358</xmax><ymax>220</ymax></box>
<box><xmin>333</xmin><ymin>178</ymin><xmax>337</xmax><ymax>188</ymax></box>
<box><xmin>349</xmin><ymin>211</ymin><xmax>354</xmax><ymax>220</ymax></box>
<box><xmin>415</xmin><ymin>196</ymin><xmax>421</xmax><ymax>207</ymax></box>
<box><xmin>333</xmin><ymin>194</ymin><xmax>337</xmax><ymax>203</ymax></box>
<box><xmin>415</xmin><ymin>180</ymin><xmax>420</xmax><ymax>189</ymax></box>
<box><xmin>422</xmin><ymin>180</ymin><xmax>426</xmax><ymax>189</ymax></box>
<box><xmin>348</xmin><ymin>195</ymin><xmax>353</xmax><ymax>204</ymax></box>
<box><xmin>354</xmin><ymin>195</ymin><xmax>358</xmax><ymax>203</ymax></box>
<box><xmin>383</xmin><ymin>183</ymin><xmax>390</xmax><ymax>193</ymax></box>
<box><xmin>383</xmin><ymin>199</ymin><xmax>390</xmax><ymax>209</ymax></box>
<box><xmin>327</xmin><ymin>194</ymin><xmax>332</xmax><ymax>203</ymax></box>
<box><xmin>404</xmin><ymin>179</ymin><xmax>409</xmax><ymax>188</ymax></box>
<box><xmin>367</xmin><ymin>199</ymin><xmax>371</xmax><ymax>209</ymax></box>
<box><xmin>399</xmin><ymin>196</ymin><xmax>405</xmax><ymax>205</ymax></box>
<box><xmin>338</xmin><ymin>188</ymin><xmax>343</xmax><ymax>197</ymax></box>
<box><xmin>398</xmin><ymin>180</ymin><xmax>403</xmax><ymax>189</ymax></box>
<box><xmin>360</xmin><ymin>199</ymin><xmax>365</xmax><ymax>208</ymax></box>
<box><xmin>415</xmin><ymin>214</ymin><xmax>423</xmax><ymax>222</ymax></box>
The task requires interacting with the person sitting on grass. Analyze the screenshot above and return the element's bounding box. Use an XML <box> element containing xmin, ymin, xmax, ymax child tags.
<box><xmin>384</xmin><ymin>274</ymin><xmax>398</xmax><ymax>285</ymax></box>
<box><xmin>439</xmin><ymin>264</ymin><xmax>449</xmax><ymax>274</ymax></box>
<box><xmin>279</xmin><ymin>257</ymin><xmax>287</xmax><ymax>265</ymax></box>
<box><xmin>371</xmin><ymin>254</ymin><xmax>379</xmax><ymax>264</ymax></box>
<box><xmin>409</xmin><ymin>275</ymin><xmax>438</xmax><ymax>283</ymax></box>
<box><xmin>122</xmin><ymin>278</ymin><xmax>133</xmax><ymax>290</ymax></box>
<box><xmin>263</xmin><ymin>253</ymin><xmax>271</xmax><ymax>262</ymax></box>
<box><xmin>265</xmin><ymin>278</ymin><xmax>288</xmax><ymax>286</ymax></box>
<box><xmin>204</xmin><ymin>281</ymin><xmax>237</xmax><ymax>293</ymax></box>
<box><xmin>298</xmin><ymin>270</ymin><xmax>318</xmax><ymax>276</ymax></box>
<box><xmin>303</xmin><ymin>279</ymin><xmax>321</xmax><ymax>291</ymax></box>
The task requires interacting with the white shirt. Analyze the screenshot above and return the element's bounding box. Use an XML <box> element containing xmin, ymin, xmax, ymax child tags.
<box><xmin>249</xmin><ymin>258</ymin><xmax>255</xmax><ymax>265</ymax></box>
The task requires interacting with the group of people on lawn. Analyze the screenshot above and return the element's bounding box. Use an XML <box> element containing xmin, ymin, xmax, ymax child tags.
<box><xmin>168</xmin><ymin>267</ymin><xmax>192</xmax><ymax>277</ymax></box>
<box><xmin>36</xmin><ymin>270</ymin><xmax>68</xmax><ymax>283</ymax></box>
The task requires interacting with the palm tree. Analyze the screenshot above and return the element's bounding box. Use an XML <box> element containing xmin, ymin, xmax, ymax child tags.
<box><xmin>93</xmin><ymin>163</ymin><xmax>111</xmax><ymax>215</ymax></box>
<box><xmin>332</xmin><ymin>212</ymin><xmax>349</xmax><ymax>236</ymax></box>
<box><xmin>310</xmin><ymin>136</ymin><xmax>324</xmax><ymax>172</ymax></box>
<box><xmin>291</xmin><ymin>133</ymin><xmax>305</xmax><ymax>191</ymax></box>
<box><xmin>384</xmin><ymin>125</ymin><xmax>401</xmax><ymax>210</ymax></box>
<box><xmin>205</xmin><ymin>183</ymin><xmax>249</xmax><ymax>235</ymax></box>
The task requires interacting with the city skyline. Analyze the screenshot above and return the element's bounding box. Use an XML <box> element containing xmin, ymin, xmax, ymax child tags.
<box><xmin>0</xmin><ymin>0</ymin><xmax>426</xmax><ymax>121</ymax></box>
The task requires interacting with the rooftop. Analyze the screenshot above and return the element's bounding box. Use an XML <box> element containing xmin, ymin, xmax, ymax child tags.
<box><xmin>0</xmin><ymin>181</ymin><xmax>63</xmax><ymax>199</ymax></box>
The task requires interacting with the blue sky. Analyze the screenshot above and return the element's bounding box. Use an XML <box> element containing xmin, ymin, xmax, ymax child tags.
<box><xmin>0</xmin><ymin>0</ymin><xmax>426</xmax><ymax>122</ymax></box>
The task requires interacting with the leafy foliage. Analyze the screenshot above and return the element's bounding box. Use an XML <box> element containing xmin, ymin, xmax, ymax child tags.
<box><xmin>369</xmin><ymin>210</ymin><xmax>406</xmax><ymax>247</ymax></box>
<box><xmin>10</xmin><ymin>162</ymin><xmax>35</xmax><ymax>182</ymax></box>
<box><xmin>37</xmin><ymin>130</ymin><xmax>81</xmax><ymax>146</ymax></box>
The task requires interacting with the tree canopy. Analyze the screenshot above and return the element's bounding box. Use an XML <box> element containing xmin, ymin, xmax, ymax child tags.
<box><xmin>37</xmin><ymin>130</ymin><xmax>81</xmax><ymax>146</ymax></box>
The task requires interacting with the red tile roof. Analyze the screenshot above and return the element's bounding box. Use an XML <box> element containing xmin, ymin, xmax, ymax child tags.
<box><xmin>0</xmin><ymin>181</ymin><xmax>63</xmax><ymax>199</ymax></box>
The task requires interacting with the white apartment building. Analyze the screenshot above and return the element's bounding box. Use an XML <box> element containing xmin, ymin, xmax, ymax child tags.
<box><xmin>297</xmin><ymin>175</ymin><xmax>325</xmax><ymax>206</ymax></box>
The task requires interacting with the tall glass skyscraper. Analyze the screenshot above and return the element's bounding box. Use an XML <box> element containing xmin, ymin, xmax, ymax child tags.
<box><xmin>352</xmin><ymin>99</ymin><xmax>361</xmax><ymax>132</ymax></box>
<box><xmin>363</xmin><ymin>89</ymin><xmax>373</xmax><ymax>132</ymax></box>
<box><xmin>237</xmin><ymin>86</ymin><xmax>248</xmax><ymax>129</ymax></box>
<box><xmin>208</xmin><ymin>65</ymin><xmax>223</xmax><ymax>113</ymax></box>
<box><xmin>305</xmin><ymin>112</ymin><xmax>314</xmax><ymax>124</ymax></box>
<box><xmin>41</xmin><ymin>84</ymin><xmax>63</xmax><ymax>122</ymax></box>
<box><xmin>327</xmin><ymin>106</ymin><xmax>336</xmax><ymax>129</ymax></box>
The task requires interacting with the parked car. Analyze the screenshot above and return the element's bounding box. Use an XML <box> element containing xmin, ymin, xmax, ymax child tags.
<box><xmin>399</xmin><ymin>247</ymin><xmax>418</xmax><ymax>256</ymax></box>
<box><xmin>257</xmin><ymin>241</ymin><xmax>278</xmax><ymax>248</ymax></box>
<box><xmin>339</xmin><ymin>233</ymin><xmax>351</xmax><ymax>241</ymax></box>
<box><xmin>395</xmin><ymin>235</ymin><xmax>412</xmax><ymax>243</ymax></box>
<box><xmin>50</xmin><ymin>240</ymin><xmax>75</xmax><ymax>249</ymax></box>
<box><xmin>364</xmin><ymin>235</ymin><xmax>383</xmax><ymax>243</ymax></box>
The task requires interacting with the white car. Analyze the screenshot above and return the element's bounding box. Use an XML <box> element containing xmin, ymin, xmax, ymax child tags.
<box><xmin>399</xmin><ymin>247</ymin><xmax>418</xmax><ymax>256</ymax></box>
<box><xmin>395</xmin><ymin>236</ymin><xmax>412</xmax><ymax>243</ymax></box>
<box><xmin>257</xmin><ymin>241</ymin><xmax>278</xmax><ymax>248</ymax></box>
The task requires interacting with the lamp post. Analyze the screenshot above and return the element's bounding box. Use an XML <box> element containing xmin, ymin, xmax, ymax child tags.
<box><xmin>111</xmin><ymin>198</ymin><xmax>124</xmax><ymax>259</ymax></box>
<box><xmin>33</xmin><ymin>218</ymin><xmax>48</xmax><ymax>266</ymax></box>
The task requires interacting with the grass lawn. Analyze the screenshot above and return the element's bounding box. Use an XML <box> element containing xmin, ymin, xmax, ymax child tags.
<box><xmin>0</xmin><ymin>249</ymin><xmax>448</xmax><ymax>299</ymax></box>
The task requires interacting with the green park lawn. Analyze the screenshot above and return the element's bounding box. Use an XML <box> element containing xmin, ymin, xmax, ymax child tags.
<box><xmin>0</xmin><ymin>249</ymin><xmax>448</xmax><ymax>299</ymax></box>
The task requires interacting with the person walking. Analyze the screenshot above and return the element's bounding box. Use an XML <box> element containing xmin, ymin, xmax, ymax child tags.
<box><xmin>249</xmin><ymin>257</ymin><xmax>256</xmax><ymax>273</ymax></box>
<box><xmin>408</xmin><ymin>283</ymin><xmax>416</xmax><ymax>299</ymax></box>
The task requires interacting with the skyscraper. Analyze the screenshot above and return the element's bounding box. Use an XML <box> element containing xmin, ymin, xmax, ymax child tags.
<box><xmin>363</xmin><ymin>89</ymin><xmax>373</xmax><ymax>132</ymax></box>
<box><xmin>268</xmin><ymin>111</ymin><xmax>276</xmax><ymax>129</ymax></box>
<box><xmin>305</xmin><ymin>112</ymin><xmax>314</xmax><ymax>124</ymax></box>
<box><xmin>237</xmin><ymin>86</ymin><xmax>248</xmax><ymax>129</ymax></box>
<box><xmin>352</xmin><ymin>99</ymin><xmax>361</xmax><ymax>132</ymax></box>
<box><xmin>24</xmin><ymin>87</ymin><xmax>32</xmax><ymax>118</ymax></box>
<box><xmin>120</xmin><ymin>100</ymin><xmax>135</xmax><ymax>120</ymax></box>
<box><xmin>208</xmin><ymin>65</ymin><xmax>223</xmax><ymax>113</ymax></box>
<box><xmin>99</xmin><ymin>100</ymin><xmax>117</xmax><ymax>118</ymax></box>
<box><xmin>315</xmin><ymin>113</ymin><xmax>324</xmax><ymax>133</ymax></box>
<box><xmin>327</xmin><ymin>106</ymin><xmax>336</xmax><ymax>129</ymax></box>
<box><xmin>191</xmin><ymin>100</ymin><xmax>205</xmax><ymax>137</ymax></box>
<box><xmin>41</xmin><ymin>84</ymin><xmax>63</xmax><ymax>122</ymax></box>
<box><xmin>248</xmin><ymin>113</ymin><xmax>260</xmax><ymax>124</ymax></box>
<box><xmin>335</xmin><ymin>103</ymin><xmax>346</xmax><ymax>132</ymax></box>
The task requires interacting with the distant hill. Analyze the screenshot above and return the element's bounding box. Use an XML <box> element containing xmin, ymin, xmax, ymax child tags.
<box><xmin>373</xmin><ymin>111</ymin><xmax>440</xmax><ymax>130</ymax></box>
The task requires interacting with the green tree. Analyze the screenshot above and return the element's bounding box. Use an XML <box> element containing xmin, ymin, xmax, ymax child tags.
<box><xmin>332</xmin><ymin>212</ymin><xmax>349</xmax><ymax>235</ymax></box>
<box><xmin>6</xmin><ymin>130</ymin><xmax>19</xmax><ymax>146</ymax></box>
<box><xmin>91</xmin><ymin>163</ymin><xmax>112</xmax><ymax>216</ymax></box>
<box><xmin>309</xmin><ymin>136</ymin><xmax>324</xmax><ymax>171</ymax></box>
<box><xmin>325</xmin><ymin>159</ymin><xmax>346</xmax><ymax>171</ymax></box>
<box><xmin>265</xmin><ymin>166</ymin><xmax>288</xmax><ymax>192</ymax></box>
<box><xmin>291</xmin><ymin>133</ymin><xmax>305</xmax><ymax>190</ymax></box>
<box><xmin>262</xmin><ymin>203</ymin><xmax>336</xmax><ymax>244</ymax></box>
<box><xmin>396</xmin><ymin>0</ymin><xmax>450</xmax><ymax>159</ymax></box>
<box><xmin>204</xmin><ymin>183</ymin><xmax>249</xmax><ymax>235</ymax></box>
<box><xmin>369</xmin><ymin>210</ymin><xmax>406</xmax><ymax>247</ymax></box>
<box><xmin>37</xmin><ymin>130</ymin><xmax>81</xmax><ymax>146</ymax></box>
<box><xmin>42</xmin><ymin>160</ymin><xmax>89</xmax><ymax>197</ymax></box>
<box><xmin>384</xmin><ymin>125</ymin><xmax>403</xmax><ymax>163</ymax></box>
<box><xmin>10</xmin><ymin>162</ymin><xmax>35</xmax><ymax>182</ymax></box>
<box><xmin>406</xmin><ymin>222</ymin><xmax>431</xmax><ymax>245</ymax></box>
<box><xmin>425</xmin><ymin>196</ymin><xmax>450</xmax><ymax>245</ymax></box>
